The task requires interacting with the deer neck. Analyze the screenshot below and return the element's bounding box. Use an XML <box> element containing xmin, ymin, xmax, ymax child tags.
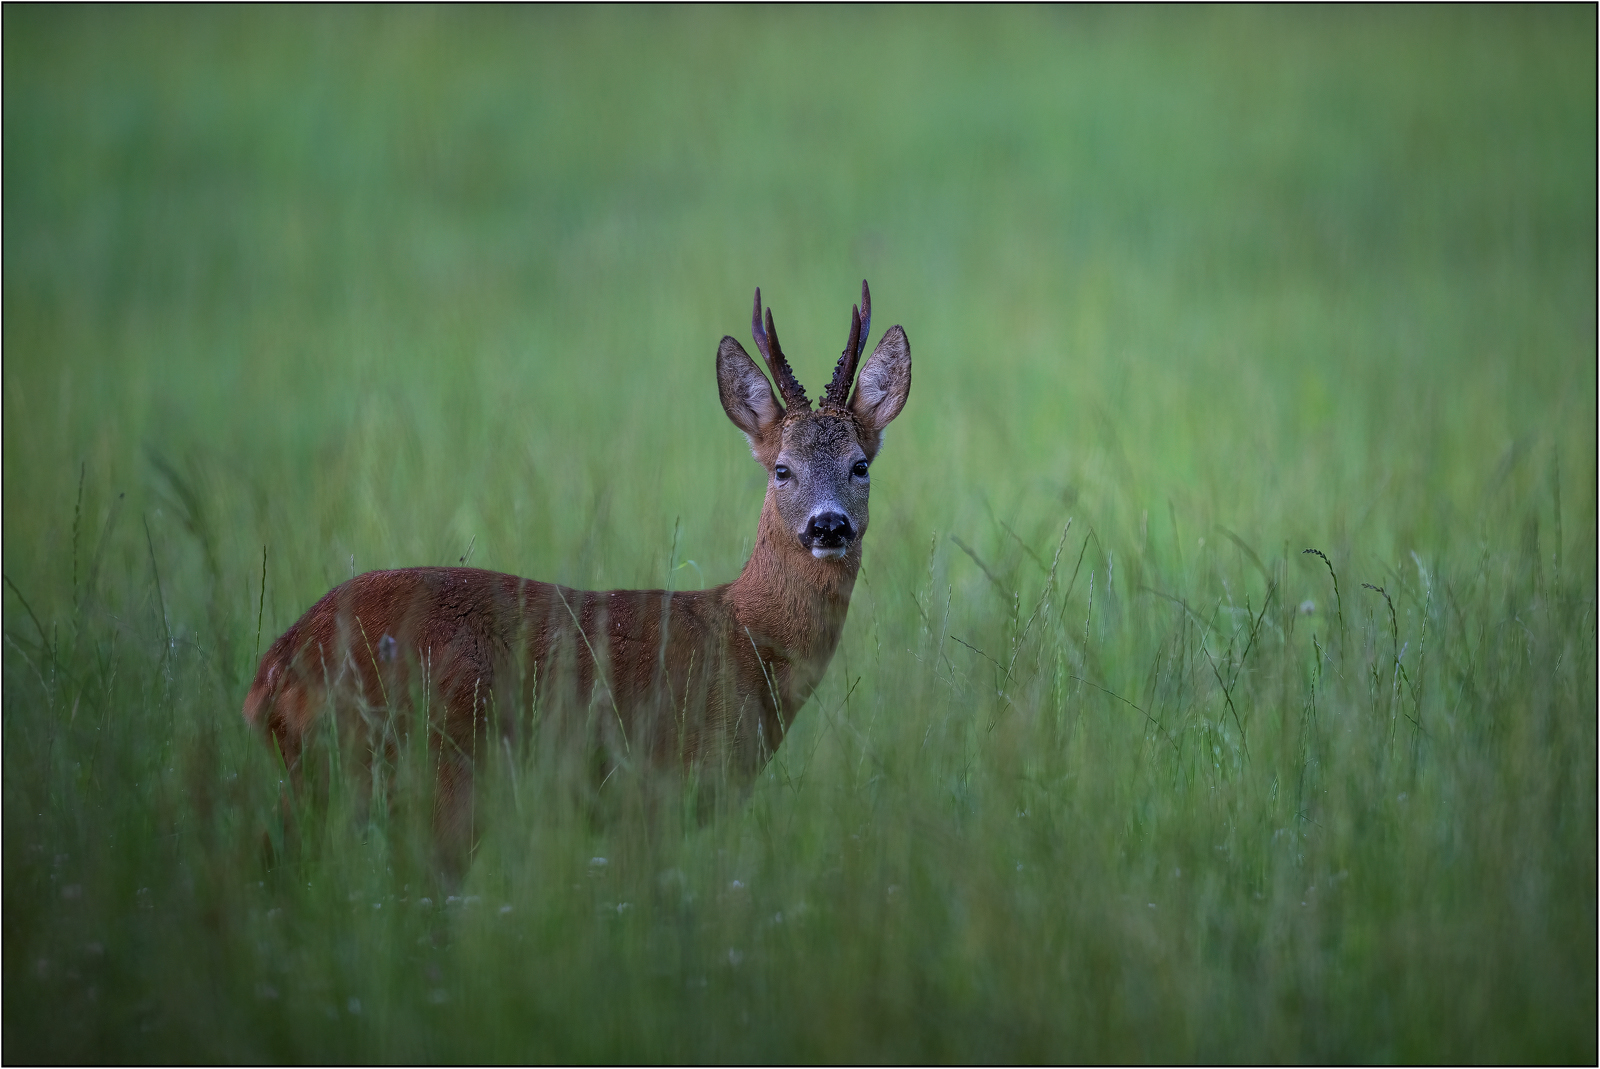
<box><xmin>726</xmin><ymin>494</ymin><xmax>859</xmax><ymax>676</ymax></box>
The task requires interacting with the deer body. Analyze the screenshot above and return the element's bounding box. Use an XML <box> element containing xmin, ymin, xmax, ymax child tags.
<box><xmin>243</xmin><ymin>283</ymin><xmax>910</xmax><ymax>849</ymax></box>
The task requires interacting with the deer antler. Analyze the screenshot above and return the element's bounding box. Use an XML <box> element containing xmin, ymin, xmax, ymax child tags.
<box><xmin>823</xmin><ymin>279</ymin><xmax>871</xmax><ymax>410</ymax></box>
<box><xmin>751</xmin><ymin>288</ymin><xmax>810</xmax><ymax>412</ymax></box>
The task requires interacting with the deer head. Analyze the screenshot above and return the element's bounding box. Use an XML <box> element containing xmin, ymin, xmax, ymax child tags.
<box><xmin>717</xmin><ymin>281</ymin><xmax>912</xmax><ymax>562</ymax></box>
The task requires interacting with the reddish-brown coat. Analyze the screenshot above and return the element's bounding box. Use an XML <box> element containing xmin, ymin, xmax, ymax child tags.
<box><xmin>243</xmin><ymin>492</ymin><xmax>857</xmax><ymax>835</ymax></box>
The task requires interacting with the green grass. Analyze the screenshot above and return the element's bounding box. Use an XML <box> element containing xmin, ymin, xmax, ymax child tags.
<box><xmin>4</xmin><ymin>6</ymin><xmax>1594</xmax><ymax>1062</ymax></box>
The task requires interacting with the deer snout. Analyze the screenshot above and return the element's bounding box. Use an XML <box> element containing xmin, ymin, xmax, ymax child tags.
<box><xmin>802</xmin><ymin>512</ymin><xmax>855</xmax><ymax>559</ymax></box>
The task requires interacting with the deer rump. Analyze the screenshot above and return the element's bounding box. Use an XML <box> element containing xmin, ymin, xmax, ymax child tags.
<box><xmin>244</xmin><ymin>567</ymin><xmax>797</xmax><ymax>837</ymax></box>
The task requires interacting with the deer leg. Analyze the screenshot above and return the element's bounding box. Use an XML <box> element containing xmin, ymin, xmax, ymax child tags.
<box><xmin>428</xmin><ymin>677</ymin><xmax>492</xmax><ymax>880</ymax></box>
<box><xmin>250</xmin><ymin>675</ymin><xmax>313</xmax><ymax>870</ymax></box>
<box><xmin>430</xmin><ymin>752</ymin><xmax>475</xmax><ymax>882</ymax></box>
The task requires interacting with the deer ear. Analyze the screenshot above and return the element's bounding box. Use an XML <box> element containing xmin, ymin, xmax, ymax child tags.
<box><xmin>851</xmin><ymin>325</ymin><xmax>910</xmax><ymax>458</ymax></box>
<box><xmin>717</xmin><ymin>336</ymin><xmax>784</xmax><ymax>458</ymax></box>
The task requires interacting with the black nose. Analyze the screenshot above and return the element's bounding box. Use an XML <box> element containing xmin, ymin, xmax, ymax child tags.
<box><xmin>806</xmin><ymin>512</ymin><xmax>855</xmax><ymax>548</ymax></box>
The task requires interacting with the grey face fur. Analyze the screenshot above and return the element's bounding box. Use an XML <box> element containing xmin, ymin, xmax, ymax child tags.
<box><xmin>717</xmin><ymin>300</ymin><xmax>911</xmax><ymax>563</ymax></box>
<box><xmin>772</xmin><ymin>414</ymin><xmax>871</xmax><ymax>560</ymax></box>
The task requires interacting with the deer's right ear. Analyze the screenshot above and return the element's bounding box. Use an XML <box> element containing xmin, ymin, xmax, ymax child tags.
<box><xmin>717</xmin><ymin>336</ymin><xmax>784</xmax><ymax>460</ymax></box>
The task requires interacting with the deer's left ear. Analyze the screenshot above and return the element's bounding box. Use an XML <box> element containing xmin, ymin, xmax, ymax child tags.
<box><xmin>851</xmin><ymin>326</ymin><xmax>910</xmax><ymax>460</ymax></box>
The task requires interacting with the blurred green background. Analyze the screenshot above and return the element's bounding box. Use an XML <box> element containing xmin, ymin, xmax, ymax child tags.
<box><xmin>4</xmin><ymin>7</ymin><xmax>1594</xmax><ymax>1062</ymax></box>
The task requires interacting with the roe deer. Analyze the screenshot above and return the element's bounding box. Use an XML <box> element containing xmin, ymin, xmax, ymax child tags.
<box><xmin>243</xmin><ymin>281</ymin><xmax>911</xmax><ymax>857</ymax></box>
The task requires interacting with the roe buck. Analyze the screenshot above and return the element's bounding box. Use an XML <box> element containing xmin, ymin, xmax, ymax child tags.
<box><xmin>243</xmin><ymin>281</ymin><xmax>911</xmax><ymax>855</ymax></box>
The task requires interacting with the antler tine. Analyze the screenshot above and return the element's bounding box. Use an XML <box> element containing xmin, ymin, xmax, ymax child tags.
<box><xmin>856</xmin><ymin>279</ymin><xmax>871</xmax><ymax>361</ymax></box>
<box><xmin>822</xmin><ymin>306</ymin><xmax>860</xmax><ymax>409</ymax></box>
<box><xmin>751</xmin><ymin>288</ymin><xmax>810</xmax><ymax>411</ymax></box>
<box><xmin>766</xmin><ymin>308</ymin><xmax>812</xmax><ymax>411</ymax></box>
<box><xmin>823</xmin><ymin>279</ymin><xmax>872</xmax><ymax>409</ymax></box>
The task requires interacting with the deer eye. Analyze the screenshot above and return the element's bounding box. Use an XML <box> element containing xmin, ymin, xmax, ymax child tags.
<box><xmin>852</xmin><ymin>461</ymin><xmax>869</xmax><ymax>479</ymax></box>
<box><xmin>774</xmin><ymin>464</ymin><xmax>792</xmax><ymax>481</ymax></box>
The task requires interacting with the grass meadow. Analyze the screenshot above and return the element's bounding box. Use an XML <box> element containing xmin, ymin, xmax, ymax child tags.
<box><xmin>3</xmin><ymin>7</ymin><xmax>1595</xmax><ymax>1062</ymax></box>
